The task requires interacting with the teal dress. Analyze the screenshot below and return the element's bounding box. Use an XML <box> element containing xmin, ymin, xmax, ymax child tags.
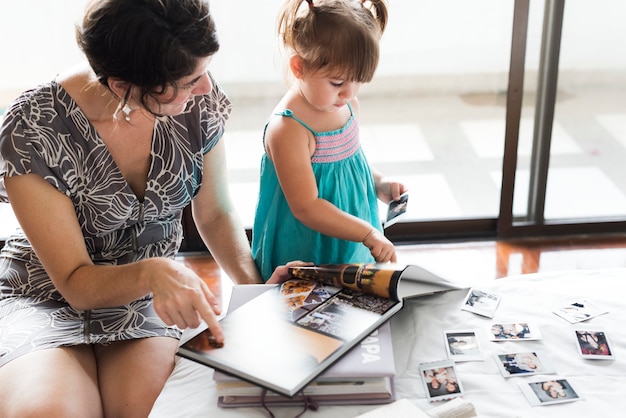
<box><xmin>252</xmin><ymin>105</ymin><xmax>382</xmax><ymax>281</ymax></box>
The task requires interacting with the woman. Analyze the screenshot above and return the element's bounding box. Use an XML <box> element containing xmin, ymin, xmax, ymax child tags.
<box><xmin>0</xmin><ymin>0</ymin><xmax>287</xmax><ymax>416</ymax></box>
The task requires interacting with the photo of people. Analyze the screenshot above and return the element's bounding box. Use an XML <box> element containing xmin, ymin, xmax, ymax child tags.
<box><xmin>295</xmin><ymin>290</ymin><xmax>392</xmax><ymax>341</ymax></box>
<box><xmin>384</xmin><ymin>192</ymin><xmax>409</xmax><ymax>228</ymax></box>
<box><xmin>494</xmin><ymin>351</ymin><xmax>556</xmax><ymax>377</ymax></box>
<box><xmin>575</xmin><ymin>329</ymin><xmax>614</xmax><ymax>359</ymax></box>
<box><xmin>419</xmin><ymin>360</ymin><xmax>464</xmax><ymax>402</ymax></box>
<box><xmin>444</xmin><ymin>330</ymin><xmax>483</xmax><ymax>361</ymax></box>
<box><xmin>461</xmin><ymin>288</ymin><xmax>501</xmax><ymax>318</ymax></box>
<box><xmin>279</xmin><ymin>280</ymin><xmax>340</xmax><ymax>321</ymax></box>
<box><xmin>488</xmin><ymin>322</ymin><xmax>540</xmax><ymax>341</ymax></box>
<box><xmin>520</xmin><ymin>378</ymin><xmax>581</xmax><ymax>406</ymax></box>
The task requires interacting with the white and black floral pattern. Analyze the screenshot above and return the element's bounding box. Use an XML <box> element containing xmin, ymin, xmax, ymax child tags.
<box><xmin>0</xmin><ymin>72</ymin><xmax>231</xmax><ymax>367</ymax></box>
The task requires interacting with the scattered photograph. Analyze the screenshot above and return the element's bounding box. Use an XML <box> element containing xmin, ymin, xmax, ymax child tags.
<box><xmin>383</xmin><ymin>192</ymin><xmax>409</xmax><ymax>228</ymax></box>
<box><xmin>494</xmin><ymin>351</ymin><xmax>556</xmax><ymax>377</ymax></box>
<box><xmin>519</xmin><ymin>377</ymin><xmax>582</xmax><ymax>406</ymax></box>
<box><xmin>574</xmin><ymin>328</ymin><xmax>615</xmax><ymax>360</ymax></box>
<box><xmin>461</xmin><ymin>288</ymin><xmax>501</xmax><ymax>318</ymax></box>
<box><xmin>419</xmin><ymin>359</ymin><xmax>464</xmax><ymax>402</ymax></box>
<box><xmin>487</xmin><ymin>321</ymin><xmax>541</xmax><ymax>341</ymax></box>
<box><xmin>553</xmin><ymin>298</ymin><xmax>608</xmax><ymax>323</ymax></box>
<box><xmin>444</xmin><ymin>330</ymin><xmax>483</xmax><ymax>361</ymax></box>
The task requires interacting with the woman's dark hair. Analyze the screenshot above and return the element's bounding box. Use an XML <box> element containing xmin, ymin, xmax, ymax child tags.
<box><xmin>76</xmin><ymin>0</ymin><xmax>219</xmax><ymax>111</ymax></box>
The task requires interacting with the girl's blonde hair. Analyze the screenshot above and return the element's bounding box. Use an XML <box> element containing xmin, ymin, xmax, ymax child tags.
<box><xmin>277</xmin><ymin>0</ymin><xmax>388</xmax><ymax>82</ymax></box>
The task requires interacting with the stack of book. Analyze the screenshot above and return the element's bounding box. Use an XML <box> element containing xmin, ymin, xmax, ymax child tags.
<box><xmin>214</xmin><ymin>321</ymin><xmax>396</xmax><ymax>407</ymax></box>
<box><xmin>177</xmin><ymin>263</ymin><xmax>461</xmax><ymax>403</ymax></box>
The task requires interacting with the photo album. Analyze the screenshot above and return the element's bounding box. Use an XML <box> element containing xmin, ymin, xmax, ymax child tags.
<box><xmin>177</xmin><ymin>263</ymin><xmax>463</xmax><ymax>398</ymax></box>
<box><xmin>213</xmin><ymin>284</ymin><xmax>398</xmax><ymax>407</ymax></box>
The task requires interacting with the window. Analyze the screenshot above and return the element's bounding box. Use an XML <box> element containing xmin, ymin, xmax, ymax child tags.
<box><xmin>2</xmin><ymin>0</ymin><xmax>625</xmax><ymax>252</ymax></box>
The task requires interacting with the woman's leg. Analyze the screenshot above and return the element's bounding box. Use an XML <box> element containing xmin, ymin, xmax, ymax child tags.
<box><xmin>94</xmin><ymin>336</ymin><xmax>178</xmax><ymax>418</ymax></box>
<box><xmin>0</xmin><ymin>345</ymin><xmax>103</xmax><ymax>418</ymax></box>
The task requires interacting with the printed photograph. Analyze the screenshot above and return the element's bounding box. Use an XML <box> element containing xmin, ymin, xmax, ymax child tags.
<box><xmin>575</xmin><ymin>329</ymin><xmax>615</xmax><ymax>359</ymax></box>
<box><xmin>295</xmin><ymin>292</ymin><xmax>390</xmax><ymax>341</ymax></box>
<box><xmin>280</xmin><ymin>280</ymin><xmax>341</xmax><ymax>321</ymax></box>
<box><xmin>520</xmin><ymin>378</ymin><xmax>581</xmax><ymax>406</ymax></box>
<box><xmin>384</xmin><ymin>192</ymin><xmax>409</xmax><ymax>228</ymax></box>
<box><xmin>444</xmin><ymin>330</ymin><xmax>483</xmax><ymax>361</ymax></box>
<box><xmin>494</xmin><ymin>351</ymin><xmax>556</xmax><ymax>377</ymax></box>
<box><xmin>553</xmin><ymin>298</ymin><xmax>608</xmax><ymax>323</ymax></box>
<box><xmin>488</xmin><ymin>321</ymin><xmax>541</xmax><ymax>341</ymax></box>
<box><xmin>419</xmin><ymin>360</ymin><xmax>464</xmax><ymax>402</ymax></box>
<box><xmin>461</xmin><ymin>288</ymin><xmax>501</xmax><ymax>318</ymax></box>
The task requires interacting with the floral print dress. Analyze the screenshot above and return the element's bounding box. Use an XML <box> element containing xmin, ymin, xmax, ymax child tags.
<box><xmin>0</xmin><ymin>73</ymin><xmax>231</xmax><ymax>367</ymax></box>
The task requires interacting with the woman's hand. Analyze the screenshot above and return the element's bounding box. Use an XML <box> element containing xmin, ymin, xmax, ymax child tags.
<box><xmin>363</xmin><ymin>230</ymin><xmax>397</xmax><ymax>263</ymax></box>
<box><xmin>147</xmin><ymin>258</ymin><xmax>224</xmax><ymax>344</ymax></box>
<box><xmin>266</xmin><ymin>260</ymin><xmax>314</xmax><ymax>284</ymax></box>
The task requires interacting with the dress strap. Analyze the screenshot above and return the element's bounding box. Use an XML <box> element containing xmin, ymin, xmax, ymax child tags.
<box><xmin>276</xmin><ymin>109</ymin><xmax>317</xmax><ymax>134</ymax></box>
<box><xmin>276</xmin><ymin>103</ymin><xmax>354</xmax><ymax>134</ymax></box>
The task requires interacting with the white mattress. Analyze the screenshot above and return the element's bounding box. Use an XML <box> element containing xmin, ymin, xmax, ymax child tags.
<box><xmin>150</xmin><ymin>268</ymin><xmax>626</xmax><ymax>418</ymax></box>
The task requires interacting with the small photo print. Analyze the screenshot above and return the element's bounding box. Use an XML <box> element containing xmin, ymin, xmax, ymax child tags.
<box><xmin>419</xmin><ymin>359</ymin><xmax>464</xmax><ymax>402</ymax></box>
<box><xmin>493</xmin><ymin>351</ymin><xmax>556</xmax><ymax>377</ymax></box>
<box><xmin>444</xmin><ymin>330</ymin><xmax>483</xmax><ymax>361</ymax></box>
<box><xmin>383</xmin><ymin>192</ymin><xmax>409</xmax><ymax>228</ymax></box>
<box><xmin>553</xmin><ymin>298</ymin><xmax>608</xmax><ymax>323</ymax></box>
<box><xmin>575</xmin><ymin>329</ymin><xmax>615</xmax><ymax>359</ymax></box>
<box><xmin>519</xmin><ymin>378</ymin><xmax>582</xmax><ymax>406</ymax></box>
<box><xmin>461</xmin><ymin>288</ymin><xmax>501</xmax><ymax>318</ymax></box>
<box><xmin>488</xmin><ymin>322</ymin><xmax>541</xmax><ymax>341</ymax></box>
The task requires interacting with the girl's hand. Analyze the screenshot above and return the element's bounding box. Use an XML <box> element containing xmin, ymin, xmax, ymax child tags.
<box><xmin>266</xmin><ymin>260</ymin><xmax>314</xmax><ymax>284</ymax></box>
<box><xmin>147</xmin><ymin>258</ymin><xmax>224</xmax><ymax>344</ymax></box>
<box><xmin>375</xmin><ymin>177</ymin><xmax>408</xmax><ymax>203</ymax></box>
<box><xmin>363</xmin><ymin>230</ymin><xmax>397</xmax><ymax>263</ymax></box>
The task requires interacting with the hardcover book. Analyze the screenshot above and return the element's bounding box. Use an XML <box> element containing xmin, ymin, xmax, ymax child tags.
<box><xmin>177</xmin><ymin>263</ymin><xmax>462</xmax><ymax>397</ymax></box>
<box><xmin>213</xmin><ymin>284</ymin><xmax>397</xmax><ymax>407</ymax></box>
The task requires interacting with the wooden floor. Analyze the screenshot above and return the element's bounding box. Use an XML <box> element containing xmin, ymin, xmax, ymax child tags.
<box><xmin>178</xmin><ymin>234</ymin><xmax>626</xmax><ymax>296</ymax></box>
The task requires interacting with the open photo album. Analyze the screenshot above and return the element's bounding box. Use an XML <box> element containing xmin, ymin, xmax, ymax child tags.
<box><xmin>177</xmin><ymin>263</ymin><xmax>462</xmax><ymax>397</ymax></box>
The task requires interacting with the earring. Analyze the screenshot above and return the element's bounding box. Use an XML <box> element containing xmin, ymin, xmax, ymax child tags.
<box><xmin>122</xmin><ymin>103</ymin><xmax>132</xmax><ymax>122</ymax></box>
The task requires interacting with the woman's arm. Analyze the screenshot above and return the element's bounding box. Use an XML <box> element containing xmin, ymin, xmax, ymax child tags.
<box><xmin>4</xmin><ymin>173</ymin><xmax>224</xmax><ymax>340</ymax></box>
<box><xmin>191</xmin><ymin>139</ymin><xmax>263</xmax><ymax>285</ymax></box>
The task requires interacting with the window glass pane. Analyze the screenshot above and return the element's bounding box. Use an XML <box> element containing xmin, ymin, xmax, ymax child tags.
<box><xmin>544</xmin><ymin>1</ymin><xmax>626</xmax><ymax>220</ymax></box>
<box><xmin>219</xmin><ymin>1</ymin><xmax>518</xmax><ymax>228</ymax></box>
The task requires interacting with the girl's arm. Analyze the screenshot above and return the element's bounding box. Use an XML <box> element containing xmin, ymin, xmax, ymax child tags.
<box><xmin>191</xmin><ymin>139</ymin><xmax>263</xmax><ymax>285</ymax></box>
<box><xmin>265</xmin><ymin>116</ymin><xmax>396</xmax><ymax>262</ymax></box>
<box><xmin>5</xmin><ymin>173</ymin><xmax>225</xmax><ymax>341</ymax></box>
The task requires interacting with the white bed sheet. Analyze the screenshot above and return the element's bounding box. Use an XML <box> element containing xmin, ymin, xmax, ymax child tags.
<box><xmin>150</xmin><ymin>268</ymin><xmax>626</xmax><ymax>418</ymax></box>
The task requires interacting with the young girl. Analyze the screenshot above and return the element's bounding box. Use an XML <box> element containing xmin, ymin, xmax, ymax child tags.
<box><xmin>252</xmin><ymin>0</ymin><xmax>407</xmax><ymax>281</ymax></box>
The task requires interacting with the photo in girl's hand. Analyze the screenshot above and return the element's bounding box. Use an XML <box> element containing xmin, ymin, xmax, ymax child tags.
<box><xmin>383</xmin><ymin>192</ymin><xmax>408</xmax><ymax>228</ymax></box>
